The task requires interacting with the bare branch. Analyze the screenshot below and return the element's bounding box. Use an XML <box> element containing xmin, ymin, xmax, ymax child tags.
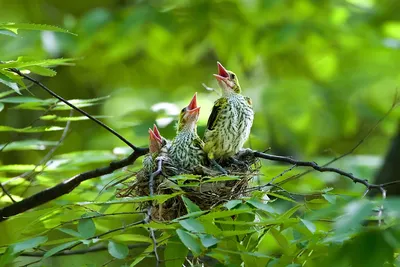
<box><xmin>3</xmin><ymin>110</ymin><xmax>73</xmax><ymax>192</ymax></box>
<box><xmin>0</xmin><ymin>183</ymin><xmax>15</xmax><ymax>203</ymax></box>
<box><xmin>9</xmin><ymin>68</ymin><xmax>139</xmax><ymax>151</ymax></box>
<box><xmin>146</xmin><ymin>159</ymin><xmax>163</xmax><ymax>267</ymax></box>
<box><xmin>0</xmin><ymin>148</ymin><xmax>148</xmax><ymax>222</ymax></box>
<box><xmin>253</xmin><ymin>151</ymin><xmax>400</xmax><ymax>194</ymax></box>
<box><xmin>277</xmin><ymin>100</ymin><xmax>398</xmax><ymax>186</ymax></box>
<box><xmin>19</xmin><ymin>244</ymin><xmax>147</xmax><ymax>257</ymax></box>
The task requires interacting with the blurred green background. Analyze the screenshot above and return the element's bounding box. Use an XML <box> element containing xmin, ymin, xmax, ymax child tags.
<box><xmin>1</xmin><ymin>0</ymin><xmax>400</xmax><ymax>161</ymax></box>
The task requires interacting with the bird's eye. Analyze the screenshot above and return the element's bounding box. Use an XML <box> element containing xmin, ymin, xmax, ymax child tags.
<box><xmin>230</xmin><ymin>73</ymin><xmax>235</xmax><ymax>79</ymax></box>
<box><xmin>181</xmin><ymin>107</ymin><xmax>186</xmax><ymax>113</ymax></box>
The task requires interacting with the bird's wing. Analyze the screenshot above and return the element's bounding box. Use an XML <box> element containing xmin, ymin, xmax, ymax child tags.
<box><xmin>193</xmin><ymin>135</ymin><xmax>205</xmax><ymax>148</ymax></box>
<box><xmin>206</xmin><ymin>97</ymin><xmax>227</xmax><ymax>131</ymax></box>
<box><xmin>244</xmin><ymin>96</ymin><xmax>253</xmax><ymax>108</ymax></box>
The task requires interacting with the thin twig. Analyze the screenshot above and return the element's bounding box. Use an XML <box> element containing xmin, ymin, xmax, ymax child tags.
<box><xmin>0</xmin><ymin>183</ymin><xmax>15</xmax><ymax>203</ymax></box>
<box><xmin>378</xmin><ymin>188</ymin><xmax>386</xmax><ymax>226</ymax></box>
<box><xmin>277</xmin><ymin>100</ymin><xmax>398</xmax><ymax>186</ymax></box>
<box><xmin>146</xmin><ymin>159</ymin><xmax>163</xmax><ymax>267</ymax></box>
<box><xmin>0</xmin><ymin>101</ymin><xmax>58</xmax><ymax>154</ymax></box>
<box><xmin>19</xmin><ymin>244</ymin><xmax>147</xmax><ymax>257</ymax></box>
<box><xmin>254</xmin><ymin>151</ymin><xmax>386</xmax><ymax>191</ymax></box>
<box><xmin>9</xmin><ymin>68</ymin><xmax>138</xmax><ymax>151</ymax></box>
<box><xmin>63</xmin><ymin>220</ymin><xmax>146</xmax><ymax>252</ymax></box>
<box><xmin>253</xmin><ymin>151</ymin><xmax>400</xmax><ymax>202</ymax></box>
<box><xmin>4</xmin><ymin>110</ymin><xmax>73</xmax><ymax>190</ymax></box>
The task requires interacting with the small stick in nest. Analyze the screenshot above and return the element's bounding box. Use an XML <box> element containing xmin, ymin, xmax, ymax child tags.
<box><xmin>146</xmin><ymin>158</ymin><xmax>164</xmax><ymax>267</ymax></box>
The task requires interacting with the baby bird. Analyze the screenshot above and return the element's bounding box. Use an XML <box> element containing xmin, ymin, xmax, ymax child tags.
<box><xmin>203</xmin><ymin>62</ymin><xmax>254</xmax><ymax>173</ymax></box>
<box><xmin>168</xmin><ymin>93</ymin><xmax>206</xmax><ymax>172</ymax></box>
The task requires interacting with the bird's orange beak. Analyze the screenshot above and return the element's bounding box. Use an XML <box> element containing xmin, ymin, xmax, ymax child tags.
<box><xmin>213</xmin><ymin>61</ymin><xmax>229</xmax><ymax>81</ymax></box>
<box><xmin>187</xmin><ymin>92</ymin><xmax>200</xmax><ymax>115</ymax></box>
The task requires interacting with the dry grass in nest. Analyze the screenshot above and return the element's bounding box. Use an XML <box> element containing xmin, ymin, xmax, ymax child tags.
<box><xmin>117</xmin><ymin>150</ymin><xmax>261</xmax><ymax>221</ymax></box>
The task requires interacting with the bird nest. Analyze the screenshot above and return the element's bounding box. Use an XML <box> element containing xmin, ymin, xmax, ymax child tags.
<box><xmin>117</xmin><ymin>150</ymin><xmax>261</xmax><ymax>221</ymax></box>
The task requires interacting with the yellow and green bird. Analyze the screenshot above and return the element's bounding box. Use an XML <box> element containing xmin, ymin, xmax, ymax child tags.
<box><xmin>203</xmin><ymin>62</ymin><xmax>254</xmax><ymax>172</ymax></box>
<box><xmin>168</xmin><ymin>93</ymin><xmax>206</xmax><ymax>172</ymax></box>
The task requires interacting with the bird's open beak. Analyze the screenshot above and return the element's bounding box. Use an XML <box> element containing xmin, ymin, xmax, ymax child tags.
<box><xmin>187</xmin><ymin>92</ymin><xmax>201</xmax><ymax>115</ymax></box>
<box><xmin>148</xmin><ymin>128</ymin><xmax>162</xmax><ymax>144</ymax></box>
<box><xmin>213</xmin><ymin>61</ymin><xmax>229</xmax><ymax>81</ymax></box>
<box><xmin>152</xmin><ymin>124</ymin><xmax>162</xmax><ymax>140</ymax></box>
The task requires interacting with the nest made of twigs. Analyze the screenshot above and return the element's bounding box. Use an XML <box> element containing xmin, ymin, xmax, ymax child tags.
<box><xmin>117</xmin><ymin>150</ymin><xmax>261</xmax><ymax>221</ymax></box>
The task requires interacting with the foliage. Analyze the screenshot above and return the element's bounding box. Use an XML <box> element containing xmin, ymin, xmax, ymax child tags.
<box><xmin>0</xmin><ymin>1</ymin><xmax>400</xmax><ymax>267</ymax></box>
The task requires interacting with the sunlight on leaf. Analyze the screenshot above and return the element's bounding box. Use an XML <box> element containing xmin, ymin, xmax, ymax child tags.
<box><xmin>0</xmin><ymin>22</ymin><xmax>76</xmax><ymax>35</ymax></box>
<box><xmin>43</xmin><ymin>241</ymin><xmax>80</xmax><ymax>259</ymax></box>
<box><xmin>0</xmin><ymin>125</ymin><xmax>64</xmax><ymax>133</ymax></box>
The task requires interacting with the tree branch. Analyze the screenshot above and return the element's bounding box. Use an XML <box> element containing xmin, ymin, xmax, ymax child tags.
<box><xmin>253</xmin><ymin>151</ymin><xmax>399</xmax><ymax>192</ymax></box>
<box><xmin>0</xmin><ymin>148</ymin><xmax>148</xmax><ymax>222</ymax></box>
<box><xmin>276</xmin><ymin>91</ymin><xmax>399</xmax><ymax>186</ymax></box>
<box><xmin>20</xmin><ymin>244</ymin><xmax>147</xmax><ymax>257</ymax></box>
<box><xmin>9</xmin><ymin>68</ymin><xmax>139</xmax><ymax>151</ymax></box>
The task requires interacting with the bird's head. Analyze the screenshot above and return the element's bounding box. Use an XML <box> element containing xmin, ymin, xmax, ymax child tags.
<box><xmin>213</xmin><ymin>62</ymin><xmax>241</xmax><ymax>94</ymax></box>
<box><xmin>148</xmin><ymin>125</ymin><xmax>163</xmax><ymax>153</ymax></box>
<box><xmin>177</xmin><ymin>92</ymin><xmax>201</xmax><ymax>132</ymax></box>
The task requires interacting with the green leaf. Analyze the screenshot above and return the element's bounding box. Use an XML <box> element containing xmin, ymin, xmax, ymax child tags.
<box><xmin>176</xmin><ymin>229</ymin><xmax>203</xmax><ymax>256</ymax></box>
<box><xmin>202</xmin><ymin>176</ymin><xmax>241</xmax><ymax>183</ymax></box>
<box><xmin>0</xmin><ymin>73</ymin><xmax>20</xmax><ymax>94</ymax></box>
<box><xmin>225</xmin><ymin>200</ymin><xmax>242</xmax><ymax>210</ymax></box>
<box><xmin>0</xmin><ymin>236</ymin><xmax>48</xmax><ymax>265</ymax></box>
<box><xmin>199</xmin><ymin>234</ymin><xmax>219</xmax><ymax>248</ymax></box>
<box><xmin>246</xmin><ymin>198</ymin><xmax>275</xmax><ymax>213</ymax></box>
<box><xmin>25</xmin><ymin>66</ymin><xmax>57</xmax><ymax>77</ymax></box>
<box><xmin>267</xmin><ymin>192</ymin><xmax>297</xmax><ymax>203</ymax></box>
<box><xmin>40</xmin><ymin>114</ymin><xmax>111</xmax><ymax>122</ymax></box>
<box><xmin>78</xmin><ymin>218</ymin><xmax>96</xmax><ymax>238</ymax></box>
<box><xmin>0</xmin><ymin>22</ymin><xmax>76</xmax><ymax>35</ymax></box>
<box><xmin>0</xmin><ymin>103</ymin><xmax>3</xmax><ymax>112</ymax></box>
<box><xmin>322</xmin><ymin>194</ymin><xmax>336</xmax><ymax>204</ymax></box>
<box><xmin>164</xmin><ymin>237</ymin><xmax>189</xmax><ymax>267</ymax></box>
<box><xmin>0</xmin><ymin>29</ymin><xmax>17</xmax><ymax>37</ymax></box>
<box><xmin>112</xmin><ymin>234</ymin><xmax>152</xmax><ymax>243</ymax></box>
<box><xmin>78</xmin><ymin>193</ymin><xmax>182</xmax><ymax>206</ymax></box>
<box><xmin>278</xmin><ymin>204</ymin><xmax>303</xmax><ymax>219</ymax></box>
<box><xmin>12</xmin><ymin>236</ymin><xmax>48</xmax><ymax>254</ymax></box>
<box><xmin>269</xmin><ymin>228</ymin><xmax>289</xmax><ymax>253</ymax></box>
<box><xmin>0</xmin><ymin>247</ymin><xmax>15</xmax><ymax>267</ymax></box>
<box><xmin>0</xmin><ymin>139</ymin><xmax>58</xmax><ymax>151</ymax></box>
<box><xmin>130</xmin><ymin>244</ymin><xmax>153</xmax><ymax>266</ymax></box>
<box><xmin>0</xmin><ymin>125</ymin><xmax>64</xmax><ymax>133</ymax></box>
<box><xmin>0</xmin><ymin>164</ymin><xmax>38</xmax><ymax>172</ymax></box>
<box><xmin>220</xmin><ymin>229</ymin><xmax>257</xmax><ymax>237</ymax></box>
<box><xmin>179</xmin><ymin>218</ymin><xmax>205</xmax><ymax>233</ymax></box>
<box><xmin>335</xmin><ymin>200</ymin><xmax>373</xmax><ymax>234</ymax></box>
<box><xmin>0</xmin><ymin>58</ymin><xmax>77</xmax><ymax>69</ymax></box>
<box><xmin>43</xmin><ymin>241</ymin><xmax>80</xmax><ymax>259</ymax></box>
<box><xmin>300</xmin><ymin>218</ymin><xmax>316</xmax><ymax>234</ymax></box>
<box><xmin>58</xmin><ymin>228</ymin><xmax>82</xmax><ymax>238</ymax></box>
<box><xmin>108</xmin><ymin>241</ymin><xmax>129</xmax><ymax>259</ymax></box>
<box><xmin>172</xmin><ymin>210</ymin><xmax>209</xmax><ymax>221</ymax></box>
<box><xmin>201</xmin><ymin>209</ymin><xmax>253</xmax><ymax>220</ymax></box>
<box><xmin>0</xmin><ymin>89</ymin><xmax>22</xmax><ymax>98</ymax></box>
<box><xmin>181</xmin><ymin>196</ymin><xmax>201</xmax><ymax>213</ymax></box>
<box><xmin>0</xmin><ymin>96</ymin><xmax>43</xmax><ymax>103</ymax></box>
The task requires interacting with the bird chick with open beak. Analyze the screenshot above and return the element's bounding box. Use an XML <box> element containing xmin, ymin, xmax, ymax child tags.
<box><xmin>203</xmin><ymin>62</ymin><xmax>254</xmax><ymax>174</ymax></box>
<box><xmin>143</xmin><ymin>124</ymin><xmax>170</xmax><ymax>174</ymax></box>
<box><xmin>168</xmin><ymin>93</ymin><xmax>206</xmax><ymax>172</ymax></box>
